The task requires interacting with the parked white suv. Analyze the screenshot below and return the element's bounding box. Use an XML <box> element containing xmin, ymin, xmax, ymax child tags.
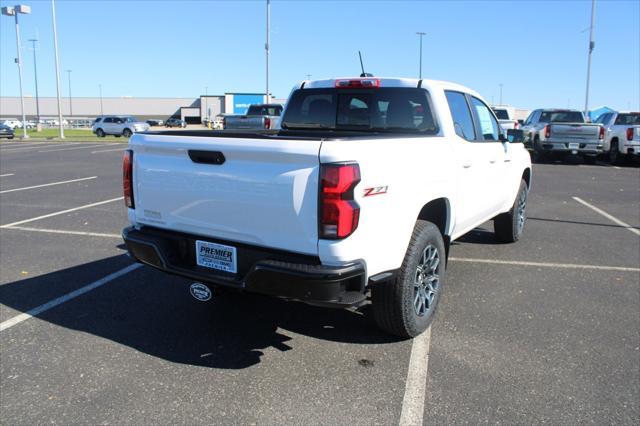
<box><xmin>593</xmin><ymin>111</ymin><xmax>640</xmax><ymax>163</ymax></box>
<box><xmin>92</xmin><ymin>116</ymin><xmax>149</xmax><ymax>138</ymax></box>
<box><xmin>122</xmin><ymin>77</ymin><xmax>532</xmax><ymax>337</ymax></box>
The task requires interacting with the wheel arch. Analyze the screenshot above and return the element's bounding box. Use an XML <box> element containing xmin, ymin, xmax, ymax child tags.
<box><xmin>416</xmin><ymin>197</ymin><xmax>452</xmax><ymax>258</ymax></box>
<box><xmin>522</xmin><ymin>167</ymin><xmax>532</xmax><ymax>189</ymax></box>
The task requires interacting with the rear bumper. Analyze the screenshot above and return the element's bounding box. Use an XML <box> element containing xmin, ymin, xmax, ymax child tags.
<box><xmin>539</xmin><ymin>140</ymin><xmax>603</xmax><ymax>155</ymax></box>
<box><xmin>122</xmin><ymin>226</ymin><xmax>367</xmax><ymax>307</ymax></box>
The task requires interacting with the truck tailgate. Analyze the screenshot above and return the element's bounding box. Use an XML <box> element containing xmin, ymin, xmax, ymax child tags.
<box><xmin>550</xmin><ymin>123</ymin><xmax>600</xmax><ymax>141</ymax></box>
<box><xmin>130</xmin><ymin>133</ymin><xmax>321</xmax><ymax>255</ymax></box>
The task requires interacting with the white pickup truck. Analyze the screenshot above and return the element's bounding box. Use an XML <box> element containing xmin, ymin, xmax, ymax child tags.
<box><xmin>122</xmin><ymin>77</ymin><xmax>532</xmax><ymax>337</ymax></box>
<box><xmin>593</xmin><ymin>111</ymin><xmax>640</xmax><ymax>164</ymax></box>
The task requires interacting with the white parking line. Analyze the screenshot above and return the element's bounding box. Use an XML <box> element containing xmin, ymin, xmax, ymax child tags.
<box><xmin>449</xmin><ymin>257</ymin><xmax>640</xmax><ymax>272</ymax></box>
<box><xmin>573</xmin><ymin>196</ymin><xmax>640</xmax><ymax>237</ymax></box>
<box><xmin>0</xmin><ymin>196</ymin><xmax>123</xmax><ymax>228</ymax></box>
<box><xmin>0</xmin><ymin>176</ymin><xmax>97</xmax><ymax>194</ymax></box>
<box><xmin>37</xmin><ymin>144</ymin><xmax>105</xmax><ymax>153</ymax></box>
<box><xmin>91</xmin><ymin>147</ymin><xmax>126</xmax><ymax>153</ymax></box>
<box><xmin>3</xmin><ymin>226</ymin><xmax>121</xmax><ymax>239</ymax></box>
<box><xmin>0</xmin><ymin>173</ymin><xmax>15</xmax><ymax>177</ymax></box>
<box><xmin>399</xmin><ymin>327</ymin><xmax>432</xmax><ymax>426</ymax></box>
<box><xmin>0</xmin><ymin>143</ymin><xmax>79</xmax><ymax>152</ymax></box>
<box><xmin>0</xmin><ymin>264</ymin><xmax>142</xmax><ymax>332</ymax></box>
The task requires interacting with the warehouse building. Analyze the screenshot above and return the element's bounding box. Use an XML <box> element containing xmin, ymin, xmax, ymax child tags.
<box><xmin>0</xmin><ymin>92</ymin><xmax>279</xmax><ymax>123</ymax></box>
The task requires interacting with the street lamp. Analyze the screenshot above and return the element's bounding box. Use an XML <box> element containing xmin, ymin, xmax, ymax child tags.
<box><xmin>28</xmin><ymin>38</ymin><xmax>41</xmax><ymax>130</ymax></box>
<box><xmin>99</xmin><ymin>84</ymin><xmax>103</xmax><ymax>116</ymax></box>
<box><xmin>2</xmin><ymin>4</ymin><xmax>31</xmax><ymax>139</ymax></box>
<box><xmin>416</xmin><ymin>32</ymin><xmax>426</xmax><ymax>79</ymax></box>
<box><xmin>265</xmin><ymin>0</ymin><xmax>270</xmax><ymax>102</ymax></box>
<box><xmin>65</xmin><ymin>69</ymin><xmax>73</xmax><ymax>117</ymax></box>
<box><xmin>51</xmin><ymin>0</ymin><xmax>64</xmax><ymax>138</ymax></box>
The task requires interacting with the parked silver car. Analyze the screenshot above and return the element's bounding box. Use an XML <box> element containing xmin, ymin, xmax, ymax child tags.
<box><xmin>92</xmin><ymin>116</ymin><xmax>149</xmax><ymax>138</ymax></box>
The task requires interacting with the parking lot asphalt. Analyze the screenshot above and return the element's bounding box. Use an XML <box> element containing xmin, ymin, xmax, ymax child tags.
<box><xmin>1</xmin><ymin>140</ymin><xmax>638</xmax><ymax>424</ymax></box>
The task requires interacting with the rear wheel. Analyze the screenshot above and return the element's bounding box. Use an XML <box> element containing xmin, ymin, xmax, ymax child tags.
<box><xmin>609</xmin><ymin>139</ymin><xmax>620</xmax><ymax>164</ymax></box>
<box><xmin>123</xmin><ymin>128</ymin><xmax>132</xmax><ymax>138</ymax></box>
<box><xmin>372</xmin><ymin>220</ymin><xmax>445</xmax><ymax>338</ymax></box>
<box><xmin>96</xmin><ymin>128</ymin><xmax>105</xmax><ymax>138</ymax></box>
<box><xmin>494</xmin><ymin>179</ymin><xmax>528</xmax><ymax>243</ymax></box>
<box><xmin>533</xmin><ymin>136</ymin><xmax>546</xmax><ymax>163</ymax></box>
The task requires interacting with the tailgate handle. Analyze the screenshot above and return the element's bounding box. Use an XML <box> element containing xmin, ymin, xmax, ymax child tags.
<box><xmin>188</xmin><ymin>150</ymin><xmax>226</xmax><ymax>165</ymax></box>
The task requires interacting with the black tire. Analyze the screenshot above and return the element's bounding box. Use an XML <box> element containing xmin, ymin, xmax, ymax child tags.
<box><xmin>533</xmin><ymin>136</ymin><xmax>546</xmax><ymax>163</ymax></box>
<box><xmin>96</xmin><ymin>128</ymin><xmax>105</xmax><ymax>138</ymax></box>
<box><xmin>494</xmin><ymin>179</ymin><xmax>528</xmax><ymax>243</ymax></box>
<box><xmin>115</xmin><ymin>135</ymin><xmax>121</xmax><ymax>138</ymax></box>
<box><xmin>372</xmin><ymin>220</ymin><xmax>445</xmax><ymax>338</ymax></box>
<box><xmin>609</xmin><ymin>139</ymin><xmax>620</xmax><ymax>165</ymax></box>
<box><xmin>123</xmin><ymin>128</ymin><xmax>132</xmax><ymax>138</ymax></box>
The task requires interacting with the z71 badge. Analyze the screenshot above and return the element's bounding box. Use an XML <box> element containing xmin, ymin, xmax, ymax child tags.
<box><xmin>363</xmin><ymin>186</ymin><xmax>388</xmax><ymax>197</ymax></box>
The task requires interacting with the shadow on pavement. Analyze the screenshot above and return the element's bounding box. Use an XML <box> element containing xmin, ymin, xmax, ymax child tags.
<box><xmin>0</xmin><ymin>255</ymin><xmax>400</xmax><ymax>369</ymax></box>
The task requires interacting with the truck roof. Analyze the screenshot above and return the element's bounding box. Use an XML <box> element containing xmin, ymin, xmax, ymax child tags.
<box><xmin>300</xmin><ymin>77</ymin><xmax>482</xmax><ymax>100</ymax></box>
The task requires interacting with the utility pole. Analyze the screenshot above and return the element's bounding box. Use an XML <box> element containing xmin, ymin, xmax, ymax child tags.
<box><xmin>28</xmin><ymin>38</ymin><xmax>41</xmax><ymax>130</ymax></box>
<box><xmin>416</xmin><ymin>32</ymin><xmax>426</xmax><ymax>79</ymax></box>
<box><xmin>584</xmin><ymin>0</ymin><xmax>596</xmax><ymax>119</ymax></box>
<box><xmin>204</xmin><ymin>86</ymin><xmax>209</xmax><ymax>122</ymax></box>
<box><xmin>66</xmin><ymin>69</ymin><xmax>73</xmax><ymax>117</ymax></box>
<box><xmin>2</xmin><ymin>5</ymin><xmax>31</xmax><ymax>139</ymax></box>
<box><xmin>499</xmin><ymin>83</ymin><xmax>503</xmax><ymax>105</ymax></box>
<box><xmin>265</xmin><ymin>0</ymin><xmax>270</xmax><ymax>102</ymax></box>
<box><xmin>51</xmin><ymin>0</ymin><xmax>64</xmax><ymax>138</ymax></box>
<box><xmin>99</xmin><ymin>84</ymin><xmax>103</xmax><ymax>116</ymax></box>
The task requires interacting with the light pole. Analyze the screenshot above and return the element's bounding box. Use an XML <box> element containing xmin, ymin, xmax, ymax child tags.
<box><xmin>204</xmin><ymin>86</ymin><xmax>208</xmax><ymax>122</ymax></box>
<box><xmin>99</xmin><ymin>84</ymin><xmax>103</xmax><ymax>116</ymax></box>
<box><xmin>2</xmin><ymin>4</ymin><xmax>31</xmax><ymax>139</ymax></box>
<box><xmin>584</xmin><ymin>0</ymin><xmax>596</xmax><ymax>119</ymax></box>
<box><xmin>499</xmin><ymin>83</ymin><xmax>503</xmax><ymax>105</ymax></box>
<box><xmin>265</xmin><ymin>0</ymin><xmax>270</xmax><ymax>102</ymax></box>
<box><xmin>65</xmin><ymin>69</ymin><xmax>73</xmax><ymax>118</ymax></box>
<box><xmin>416</xmin><ymin>31</ymin><xmax>426</xmax><ymax>79</ymax></box>
<box><xmin>28</xmin><ymin>38</ymin><xmax>41</xmax><ymax>130</ymax></box>
<box><xmin>51</xmin><ymin>0</ymin><xmax>64</xmax><ymax>138</ymax></box>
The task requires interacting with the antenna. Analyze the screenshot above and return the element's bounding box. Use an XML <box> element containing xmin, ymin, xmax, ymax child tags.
<box><xmin>358</xmin><ymin>51</ymin><xmax>373</xmax><ymax>77</ymax></box>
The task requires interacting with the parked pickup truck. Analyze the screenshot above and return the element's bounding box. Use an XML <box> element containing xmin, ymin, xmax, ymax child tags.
<box><xmin>492</xmin><ymin>106</ymin><xmax>520</xmax><ymax>132</ymax></box>
<box><xmin>224</xmin><ymin>104</ymin><xmax>283</xmax><ymax>130</ymax></box>
<box><xmin>521</xmin><ymin>109</ymin><xmax>604</xmax><ymax>162</ymax></box>
<box><xmin>593</xmin><ymin>111</ymin><xmax>640</xmax><ymax>164</ymax></box>
<box><xmin>122</xmin><ymin>77</ymin><xmax>532</xmax><ymax>337</ymax></box>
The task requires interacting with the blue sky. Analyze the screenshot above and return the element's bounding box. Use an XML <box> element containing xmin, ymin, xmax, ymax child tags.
<box><xmin>1</xmin><ymin>0</ymin><xmax>638</xmax><ymax>111</ymax></box>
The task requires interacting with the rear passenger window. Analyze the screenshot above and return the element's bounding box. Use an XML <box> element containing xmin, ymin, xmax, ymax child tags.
<box><xmin>445</xmin><ymin>91</ymin><xmax>475</xmax><ymax>141</ymax></box>
<box><xmin>470</xmin><ymin>97</ymin><xmax>500</xmax><ymax>141</ymax></box>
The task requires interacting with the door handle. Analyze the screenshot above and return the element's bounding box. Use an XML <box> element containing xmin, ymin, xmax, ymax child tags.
<box><xmin>462</xmin><ymin>164</ymin><xmax>472</xmax><ymax>169</ymax></box>
<box><xmin>489</xmin><ymin>160</ymin><xmax>496</xmax><ymax>164</ymax></box>
<box><xmin>504</xmin><ymin>159</ymin><xmax>511</xmax><ymax>163</ymax></box>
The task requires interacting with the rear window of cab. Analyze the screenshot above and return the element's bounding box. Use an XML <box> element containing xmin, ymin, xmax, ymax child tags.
<box><xmin>281</xmin><ymin>87</ymin><xmax>438</xmax><ymax>134</ymax></box>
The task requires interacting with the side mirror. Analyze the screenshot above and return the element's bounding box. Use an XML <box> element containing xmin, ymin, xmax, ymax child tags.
<box><xmin>507</xmin><ymin>129</ymin><xmax>524</xmax><ymax>143</ymax></box>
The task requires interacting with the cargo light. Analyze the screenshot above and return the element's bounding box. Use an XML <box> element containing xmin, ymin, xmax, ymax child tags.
<box><xmin>123</xmin><ymin>149</ymin><xmax>134</xmax><ymax>208</ymax></box>
<box><xmin>319</xmin><ymin>163</ymin><xmax>361</xmax><ymax>239</ymax></box>
<box><xmin>627</xmin><ymin>128</ymin><xmax>634</xmax><ymax>141</ymax></box>
<box><xmin>335</xmin><ymin>78</ymin><xmax>380</xmax><ymax>89</ymax></box>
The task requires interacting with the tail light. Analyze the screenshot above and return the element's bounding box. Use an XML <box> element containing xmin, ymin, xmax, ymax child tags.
<box><xmin>319</xmin><ymin>163</ymin><xmax>361</xmax><ymax>239</ymax></box>
<box><xmin>264</xmin><ymin>117</ymin><xmax>271</xmax><ymax>129</ymax></box>
<box><xmin>222</xmin><ymin>117</ymin><xmax>226</xmax><ymax>129</ymax></box>
<box><xmin>627</xmin><ymin>128</ymin><xmax>634</xmax><ymax>141</ymax></box>
<box><xmin>544</xmin><ymin>125</ymin><xmax>551</xmax><ymax>139</ymax></box>
<box><xmin>514</xmin><ymin>121</ymin><xmax>519</xmax><ymax>129</ymax></box>
<box><xmin>123</xmin><ymin>149</ymin><xmax>134</xmax><ymax>208</ymax></box>
<box><xmin>599</xmin><ymin>126</ymin><xmax>605</xmax><ymax>140</ymax></box>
